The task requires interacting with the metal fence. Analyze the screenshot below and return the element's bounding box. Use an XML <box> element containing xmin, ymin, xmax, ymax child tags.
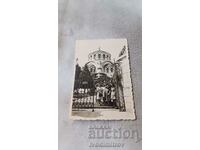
<box><xmin>72</xmin><ymin>88</ymin><xmax>95</xmax><ymax>111</ymax></box>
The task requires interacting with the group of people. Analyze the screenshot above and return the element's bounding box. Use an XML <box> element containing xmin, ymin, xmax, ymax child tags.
<box><xmin>73</xmin><ymin>82</ymin><xmax>125</xmax><ymax>110</ymax></box>
<box><xmin>96</xmin><ymin>84</ymin><xmax>118</xmax><ymax>108</ymax></box>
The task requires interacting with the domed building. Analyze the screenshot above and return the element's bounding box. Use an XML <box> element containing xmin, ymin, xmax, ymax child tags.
<box><xmin>85</xmin><ymin>48</ymin><xmax>114</xmax><ymax>78</ymax></box>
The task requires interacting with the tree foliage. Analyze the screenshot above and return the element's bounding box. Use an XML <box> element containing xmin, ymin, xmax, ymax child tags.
<box><xmin>74</xmin><ymin>64</ymin><xmax>95</xmax><ymax>90</ymax></box>
<box><xmin>79</xmin><ymin>65</ymin><xmax>94</xmax><ymax>89</ymax></box>
<box><xmin>74</xmin><ymin>64</ymin><xmax>81</xmax><ymax>90</ymax></box>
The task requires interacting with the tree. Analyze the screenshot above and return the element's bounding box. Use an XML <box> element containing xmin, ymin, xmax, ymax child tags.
<box><xmin>112</xmin><ymin>62</ymin><xmax>126</xmax><ymax>112</ymax></box>
<box><xmin>74</xmin><ymin>64</ymin><xmax>81</xmax><ymax>90</ymax></box>
<box><xmin>79</xmin><ymin>65</ymin><xmax>95</xmax><ymax>90</ymax></box>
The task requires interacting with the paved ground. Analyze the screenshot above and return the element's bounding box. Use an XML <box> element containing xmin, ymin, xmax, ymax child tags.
<box><xmin>71</xmin><ymin>108</ymin><xmax>135</xmax><ymax>120</ymax></box>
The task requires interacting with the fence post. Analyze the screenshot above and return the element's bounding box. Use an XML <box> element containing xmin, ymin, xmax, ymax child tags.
<box><xmin>92</xmin><ymin>91</ymin><xmax>94</xmax><ymax>112</ymax></box>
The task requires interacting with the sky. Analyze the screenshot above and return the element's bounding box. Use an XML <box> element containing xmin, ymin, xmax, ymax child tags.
<box><xmin>75</xmin><ymin>39</ymin><xmax>128</xmax><ymax>67</ymax></box>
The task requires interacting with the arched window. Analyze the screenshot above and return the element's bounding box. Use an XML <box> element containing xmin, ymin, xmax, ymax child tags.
<box><xmin>111</xmin><ymin>68</ymin><xmax>113</xmax><ymax>72</ymax></box>
<box><xmin>90</xmin><ymin>68</ymin><xmax>93</xmax><ymax>72</ymax></box>
<box><xmin>94</xmin><ymin>54</ymin><xmax>96</xmax><ymax>59</ymax></box>
<box><xmin>103</xmin><ymin>54</ymin><xmax>105</xmax><ymax>60</ymax></box>
<box><xmin>98</xmin><ymin>54</ymin><xmax>101</xmax><ymax>59</ymax></box>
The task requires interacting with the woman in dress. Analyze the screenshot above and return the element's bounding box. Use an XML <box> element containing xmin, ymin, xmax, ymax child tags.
<box><xmin>111</xmin><ymin>87</ymin><xmax>117</xmax><ymax>108</ymax></box>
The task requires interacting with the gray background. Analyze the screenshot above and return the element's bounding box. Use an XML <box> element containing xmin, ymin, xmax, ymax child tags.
<box><xmin>58</xmin><ymin>0</ymin><xmax>142</xmax><ymax>149</ymax></box>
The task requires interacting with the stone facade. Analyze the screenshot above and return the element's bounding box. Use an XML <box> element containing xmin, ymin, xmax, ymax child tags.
<box><xmin>86</xmin><ymin>48</ymin><xmax>114</xmax><ymax>78</ymax></box>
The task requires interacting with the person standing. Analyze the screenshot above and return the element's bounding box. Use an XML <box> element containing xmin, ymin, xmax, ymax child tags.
<box><xmin>111</xmin><ymin>87</ymin><xmax>117</xmax><ymax>108</ymax></box>
<box><xmin>107</xmin><ymin>85</ymin><xmax>111</xmax><ymax>105</ymax></box>
<box><xmin>96</xmin><ymin>85</ymin><xmax>100</xmax><ymax>103</ymax></box>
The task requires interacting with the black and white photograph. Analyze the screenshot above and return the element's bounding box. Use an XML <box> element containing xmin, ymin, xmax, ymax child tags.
<box><xmin>3</xmin><ymin>0</ymin><xmax>200</xmax><ymax>149</ymax></box>
<box><xmin>70</xmin><ymin>39</ymin><xmax>136</xmax><ymax>120</ymax></box>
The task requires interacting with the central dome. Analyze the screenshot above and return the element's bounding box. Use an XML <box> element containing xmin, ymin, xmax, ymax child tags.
<box><xmin>88</xmin><ymin>48</ymin><xmax>111</xmax><ymax>61</ymax></box>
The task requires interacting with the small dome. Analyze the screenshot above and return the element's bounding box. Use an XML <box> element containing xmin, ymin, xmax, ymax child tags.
<box><xmin>88</xmin><ymin>48</ymin><xmax>111</xmax><ymax>61</ymax></box>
